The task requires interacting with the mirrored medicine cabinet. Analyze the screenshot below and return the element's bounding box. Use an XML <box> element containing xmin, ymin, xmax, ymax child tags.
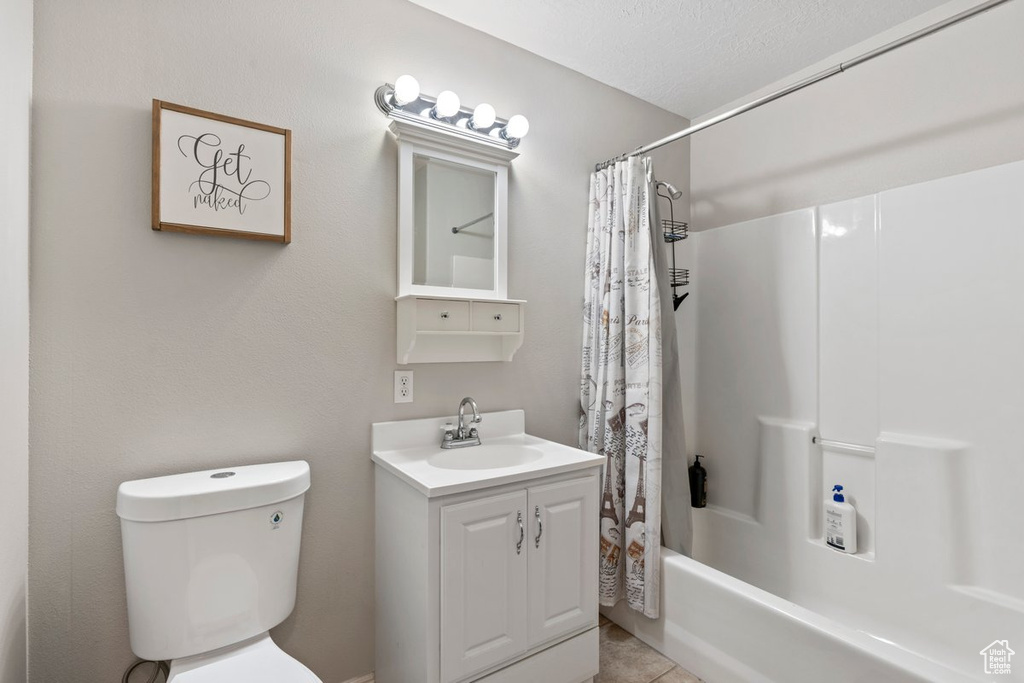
<box><xmin>389</xmin><ymin>116</ymin><xmax>525</xmax><ymax>364</ymax></box>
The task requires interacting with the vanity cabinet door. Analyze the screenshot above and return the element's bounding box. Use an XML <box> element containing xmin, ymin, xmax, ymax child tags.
<box><xmin>441</xmin><ymin>490</ymin><xmax>529</xmax><ymax>683</ymax></box>
<box><xmin>527</xmin><ymin>476</ymin><xmax>599</xmax><ymax>648</ymax></box>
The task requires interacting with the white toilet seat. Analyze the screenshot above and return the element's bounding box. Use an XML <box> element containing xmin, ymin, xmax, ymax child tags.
<box><xmin>167</xmin><ymin>632</ymin><xmax>322</xmax><ymax>683</ymax></box>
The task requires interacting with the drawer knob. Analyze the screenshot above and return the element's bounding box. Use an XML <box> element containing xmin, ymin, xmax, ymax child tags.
<box><xmin>493</xmin><ymin>314</ymin><xmax>502</xmax><ymax>321</ymax></box>
<box><xmin>440</xmin><ymin>311</ymin><xmax>449</xmax><ymax>320</ymax></box>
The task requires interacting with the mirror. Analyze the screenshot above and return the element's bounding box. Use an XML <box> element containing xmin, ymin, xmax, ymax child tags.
<box><xmin>394</xmin><ymin>125</ymin><xmax>511</xmax><ymax>300</ymax></box>
<box><xmin>413</xmin><ymin>155</ymin><xmax>496</xmax><ymax>291</ymax></box>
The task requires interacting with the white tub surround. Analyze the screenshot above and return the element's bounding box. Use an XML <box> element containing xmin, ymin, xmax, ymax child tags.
<box><xmin>659</xmin><ymin>158</ymin><xmax>1024</xmax><ymax>682</ymax></box>
<box><xmin>372</xmin><ymin>410</ymin><xmax>602</xmax><ymax>683</ymax></box>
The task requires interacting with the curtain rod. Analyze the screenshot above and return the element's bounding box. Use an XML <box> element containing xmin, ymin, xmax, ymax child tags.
<box><xmin>595</xmin><ymin>0</ymin><xmax>1013</xmax><ymax>172</ymax></box>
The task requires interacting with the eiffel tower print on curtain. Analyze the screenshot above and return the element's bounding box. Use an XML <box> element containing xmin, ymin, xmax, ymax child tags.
<box><xmin>625</xmin><ymin>454</ymin><xmax>646</xmax><ymax>528</ymax></box>
<box><xmin>600</xmin><ymin>449</ymin><xmax>619</xmax><ymax>525</ymax></box>
<box><xmin>600</xmin><ymin>405</ymin><xmax>627</xmax><ymax>525</ymax></box>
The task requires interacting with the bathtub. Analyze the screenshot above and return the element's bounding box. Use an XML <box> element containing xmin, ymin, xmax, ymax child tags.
<box><xmin>604</xmin><ymin>547</ymin><xmax>973</xmax><ymax>683</ymax></box>
<box><xmin>602</xmin><ymin>419</ymin><xmax>1006</xmax><ymax>681</ymax></box>
<box><xmin>601</xmin><ymin>420</ymin><xmax>1019</xmax><ymax>682</ymax></box>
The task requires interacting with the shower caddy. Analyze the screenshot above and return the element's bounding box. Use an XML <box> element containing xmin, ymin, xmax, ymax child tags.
<box><xmin>656</xmin><ymin>183</ymin><xmax>689</xmax><ymax>309</ymax></box>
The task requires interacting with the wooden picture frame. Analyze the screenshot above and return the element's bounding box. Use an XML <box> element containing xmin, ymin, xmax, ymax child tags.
<box><xmin>152</xmin><ymin>99</ymin><xmax>291</xmax><ymax>243</ymax></box>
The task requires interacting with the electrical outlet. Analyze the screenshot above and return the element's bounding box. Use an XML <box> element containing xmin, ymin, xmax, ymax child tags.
<box><xmin>394</xmin><ymin>370</ymin><xmax>414</xmax><ymax>403</ymax></box>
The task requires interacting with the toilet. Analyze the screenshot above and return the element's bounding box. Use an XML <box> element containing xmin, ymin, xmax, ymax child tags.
<box><xmin>117</xmin><ymin>460</ymin><xmax>321</xmax><ymax>682</ymax></box>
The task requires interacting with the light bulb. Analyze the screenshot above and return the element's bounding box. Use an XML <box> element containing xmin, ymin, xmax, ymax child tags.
<box><xmin>504</xmin><ymin>114</ymin><xmax>530</xmax><ymax>139</ymax></box>
<box><xmin>393</xmin><ymin>75</ymin><xmax>420</xmax><ymax>106</ymax></box>
<box><xmin>470</xmin><ymin>103</ymin><xmax>496</xmax><ymax>129</ymax></box>
<box><xmin>433</xmin><ymin>90</ymin><xmax>461</xmax><ymax>118</ymax></box>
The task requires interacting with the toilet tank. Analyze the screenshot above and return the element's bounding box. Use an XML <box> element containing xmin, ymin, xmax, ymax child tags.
<box><xmin>117</xmin><ymin>461</ymin><xmax>311</xmax><ymax>661</ymax></box>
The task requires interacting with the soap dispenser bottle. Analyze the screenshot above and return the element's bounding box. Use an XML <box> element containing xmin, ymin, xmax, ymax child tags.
<box><xmin>825</xmin><ymin>484</ymin><xmax>857</xmax><ymax>553</ymax></box>
<box><xmin>689</xmin><ymin>455</ymin><xmax>707</xmax><ymax>508</ymax></box>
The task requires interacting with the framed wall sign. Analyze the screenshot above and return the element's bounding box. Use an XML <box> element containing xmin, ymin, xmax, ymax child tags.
<box><xmin>152</xmin><ymin>99</ymin><xmax>291</xmax><ymax>243</ymax></box>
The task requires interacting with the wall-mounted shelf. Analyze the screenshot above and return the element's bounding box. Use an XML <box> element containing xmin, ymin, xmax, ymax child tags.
<box><xmin>397</xmin><ymin>295</ymin><xmax>525</xmax><ymax>364</ymax></box>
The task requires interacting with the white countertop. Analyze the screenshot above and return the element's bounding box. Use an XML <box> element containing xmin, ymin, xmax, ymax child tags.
<box><xmin>371</xmin><ymin>410</ymin><xmax>604</xmax><ymax>498</ymax></box>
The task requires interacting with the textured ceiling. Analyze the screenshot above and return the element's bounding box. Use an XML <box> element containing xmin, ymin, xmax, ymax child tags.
<box><xmin>406</xmin><ymin>0</ymin><xmax>951</xmax><ymax>118</ymax></box>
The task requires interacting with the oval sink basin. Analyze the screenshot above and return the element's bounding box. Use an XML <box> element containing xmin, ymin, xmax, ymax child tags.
<box><xmin>429</xmin><ymin>445</ymin><xmax>544</xmax><ymax>470</ymax></box>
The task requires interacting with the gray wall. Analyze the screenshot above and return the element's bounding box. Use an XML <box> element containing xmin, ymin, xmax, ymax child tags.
<box><xmin>0</xmin><ymin>0</ymin><xmax>32</xmax><ymax>681</ymax></box>
<box><xmin>691</xmin><ymin>0</ymin><xmax>1024</xmax><ymax>229</ymax></box>
<box><xmin>28</xmin><ymin>1</ymin><xmax>688</xmax><ymax>681</ymax></box>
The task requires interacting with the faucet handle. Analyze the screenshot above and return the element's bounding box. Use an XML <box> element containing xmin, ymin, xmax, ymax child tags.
<box><xmin>440</xmin><ymin>422</ymin><xmax>456</xmax><ymax>441</ymax></box>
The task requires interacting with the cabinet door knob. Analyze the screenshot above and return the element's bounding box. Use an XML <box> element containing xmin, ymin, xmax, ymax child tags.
<box><xmin>516</xmin><ymin>511</ymin><xmax>524</xmax><ymax>555</ymax></box>
<box><xmin>493</xmin><ymin>314</ymin><xmax>502</xmax><ymax>321</ymax></box>
<box><xmin>535</xmin><ymin>505</ymin><xmax>543</xmax><ymax>548</ymax></box>
<box><xmin>440</xmin><ymin>311</ymin><xmax>449</xmax><ymax>320</ymax></box>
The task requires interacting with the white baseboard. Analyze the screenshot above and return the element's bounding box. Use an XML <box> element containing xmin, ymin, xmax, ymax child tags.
<box><xmin>340</xmin><ymin>675</ymin><xmax>374</xmax><ymax>683</ymax></box>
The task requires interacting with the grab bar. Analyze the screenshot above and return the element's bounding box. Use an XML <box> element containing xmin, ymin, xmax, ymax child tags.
<box><xmin>811</xmin><ymin>436</ymin><xmax>875</xmax><ymax>456</ymax></box>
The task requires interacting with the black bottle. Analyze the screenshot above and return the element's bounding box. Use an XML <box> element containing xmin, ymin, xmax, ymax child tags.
<box><xmin>689</xmin><ymin>455</ymin><xmax>707</xmax><ymax>508</ymax></box>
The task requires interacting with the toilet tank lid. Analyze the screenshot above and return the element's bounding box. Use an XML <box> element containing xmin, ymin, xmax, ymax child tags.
<box><xmin>117</xmin><ymin>460</ymin><xmax>310</xmax><ymax>522</ymax></box>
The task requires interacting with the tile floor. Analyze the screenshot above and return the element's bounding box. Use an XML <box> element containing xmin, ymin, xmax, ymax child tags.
<box><xmin>596</xmin><ymin>616</ymin><xmax>703</xmax><ymax>683</ymax></box>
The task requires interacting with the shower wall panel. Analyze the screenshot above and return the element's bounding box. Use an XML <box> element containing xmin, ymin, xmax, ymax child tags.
<box><xmin>693</xmin><ymin>210</ymin><xmax>817</xmax><ymax>522</ymax></box>
<box><xmin>879</xmin><ymin>159</ymin><xmax>1024</xmax><ymax>604</ymax></box>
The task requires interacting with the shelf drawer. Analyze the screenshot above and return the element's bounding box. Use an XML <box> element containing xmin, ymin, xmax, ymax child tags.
<box><xmin>472</xmin><ymin>302</ymin><xmax>520</xmax><ymax>333</ymax></box>
<box><xmin>416</xmin><ymin>299</ymin><xmax>470</xmax><ymax>331</ymax></box>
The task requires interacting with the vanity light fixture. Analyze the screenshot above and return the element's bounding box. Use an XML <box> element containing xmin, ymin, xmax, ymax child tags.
<box><xmin>470</xmin><ymin>103</ymin><xmax>496</xmax><ymax>130</ymax></box>
<box><xmin>501</xmin><ymin>114</ymin><xmax>529</xmax><ymax>141</ymax></box>
<box><xmin>432</xmin><ymin>90</ymin><xmax>461</xmax><ymax>119</ymax></box>
<box><xmin>374</xmin><ymin>74</ymin><xmax>530</xmax><ymax>150</ymax></box>
<box><xmin>392</xmin><ymin>74</ymin><xmax>420</xmax><ymax>106</ymax></box>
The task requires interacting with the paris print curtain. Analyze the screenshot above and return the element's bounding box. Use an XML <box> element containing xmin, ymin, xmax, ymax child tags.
<box><xmin>579</xmin><ymin>155</ymin><xmax>663</xmax><ymax>618</ymax></box>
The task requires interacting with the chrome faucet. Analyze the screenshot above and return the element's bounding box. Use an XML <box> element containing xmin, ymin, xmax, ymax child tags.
<box><xmin>440</xmin><ymin>397</ymin><xmax>483</xmax><ymax>449</ymax></box>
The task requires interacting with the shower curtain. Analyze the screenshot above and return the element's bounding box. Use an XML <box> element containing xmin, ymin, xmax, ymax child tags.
<box><xmin>579</xmin><ymin>156</ymin><xmax>691</xmax><ymax>618</ymax></box>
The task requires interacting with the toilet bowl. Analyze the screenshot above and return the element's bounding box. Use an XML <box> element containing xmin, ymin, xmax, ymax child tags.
<box><xmin>117</xmin><ymin>461</ymin><xmax>321</xmax><ymax>682</ymax></box>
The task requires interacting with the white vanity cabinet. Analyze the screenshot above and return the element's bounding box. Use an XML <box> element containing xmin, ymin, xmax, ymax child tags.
<box><xmin>372</xmin><ymin>410</ymin><xmax>603</xmax><ymax>683</ymax></box>
<box><xmin>440</xmin><ymin>478</ymin><xmax>598</xmax><ymax>682</ymax></box>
